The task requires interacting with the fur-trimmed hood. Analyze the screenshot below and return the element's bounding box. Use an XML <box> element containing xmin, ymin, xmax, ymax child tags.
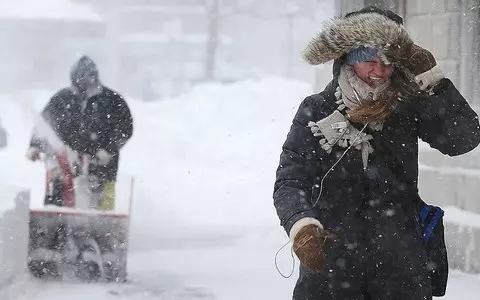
<box><xmin>303</xmin><ymin>7</ymin><xmax>413</xmax><ymax>65</ymax></box>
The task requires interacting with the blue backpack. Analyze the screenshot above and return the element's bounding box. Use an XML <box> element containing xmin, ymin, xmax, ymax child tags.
<box><xmin>418</xmin><ymin>204</ymin><xmax>448</xmax><ymax>297</ymax></box>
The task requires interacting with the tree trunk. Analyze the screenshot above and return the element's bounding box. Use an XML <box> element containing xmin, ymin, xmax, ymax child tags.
<box><xmin>205</xmin><ymin>0</ymin><xmax>220</xmax><ymax>81</ymax></box>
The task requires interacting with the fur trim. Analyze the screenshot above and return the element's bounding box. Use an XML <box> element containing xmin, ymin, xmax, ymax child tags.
<box><xmin>303</xmin><ymin>12</ymin><xmax>412</xmax><ymax>65</ymax></box>
<box><xmin>289</xmin><ymin>217</ymin><xmax>323</xmax><ymax>242</ymax></box>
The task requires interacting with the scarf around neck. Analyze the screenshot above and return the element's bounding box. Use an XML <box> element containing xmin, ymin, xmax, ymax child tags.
<box><xmin>337</xmin><ymin>64</ymin><xmax>391</xmax><ymax>111</ymax></box>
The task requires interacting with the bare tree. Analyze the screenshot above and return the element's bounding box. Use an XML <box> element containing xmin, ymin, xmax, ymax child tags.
<box><xmin>205</xmin><ymin>0</ymin><xmax>220</xmax><ymax>80</ymax></box>
<box><xmin>203</xmin><ymin>0</ymin><xmax>316</xmax><ymax>80</ymax></box>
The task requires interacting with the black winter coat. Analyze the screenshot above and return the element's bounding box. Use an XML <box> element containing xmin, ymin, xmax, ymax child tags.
<box><xmin>273</xmin><ymin>76</ymin><xmax>480</xmax><ymax>298</ymax></box>
<box><xmin>31</xmin><ymin>86</ymin><xmax>133</xmax><ymax>181</ymax></box>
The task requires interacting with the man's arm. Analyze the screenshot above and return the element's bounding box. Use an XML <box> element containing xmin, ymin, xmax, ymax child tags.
<box><xmin>94</xmin><ymin>92</ymin><xmax>133</xmax><ymax>157</ymax></box>
<box><xmin>29</xmin><ymin>89</ymin><xmax>74</xmax><ymax>151</ymax></box>
<box><xmin>110</xmin><ymin>93</ymin><xmax>133</xmax><ymax>151</ymax></box>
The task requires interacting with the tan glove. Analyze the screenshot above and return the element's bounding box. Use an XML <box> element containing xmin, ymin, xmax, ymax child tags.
<box><xmin>385</xmin><ymin>43</ymin><xmax>443</xmax><ymax>90</ymax></box>
<box><xmin>398</xmin><ymin>44</ymin><xmax>437</xmax><ymax>76</ymax></box>
<box><xmin>292</xmin><ymin>224</ymin><xmax>336</xmax><ymax>272</ymax></box>
<box><xmin>385</xmin><ymin>43</ymin><xmax>436</xmax><ymax>75</ymax></box>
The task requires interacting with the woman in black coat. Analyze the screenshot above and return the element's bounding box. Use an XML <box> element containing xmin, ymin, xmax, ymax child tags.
<box><xmin>273</xmin><ymin>7</ymin><xmax>480</xmax><ymax>300</ymax></box>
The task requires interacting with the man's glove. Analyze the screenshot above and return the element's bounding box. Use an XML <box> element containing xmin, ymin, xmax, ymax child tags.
<box><xmin>95</xmin><ymin>149</ymin><xmax>112</xmax><ymax>166</ymax></box>
<box><xmin>26</xmin><ymin>146</ymin><xmax>41</xmax><ymax>161</ymax></box>
<box><xmin>292</xmin><ymin>224</ymin><xmax>336</xmax><ymax>272</ymax></box>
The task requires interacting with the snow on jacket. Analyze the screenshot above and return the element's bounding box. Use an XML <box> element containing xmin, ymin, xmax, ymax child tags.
<box><xmin>30</xmin><ymin>57</ymin><xmax>133</xmax><ymax>181</ymax></box>
<box><xmin>273</xmin><ymin>6</ymin><xmax>480</xmax><ymax>299</ymax></box>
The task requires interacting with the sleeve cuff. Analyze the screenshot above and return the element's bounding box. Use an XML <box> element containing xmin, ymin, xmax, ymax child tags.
<box><xmin>415</xmin><ymin>65</ymin><xmax>444</xmax><ymax>91</ymax></box>
<box><xmin>289</xmin><ymin>217</ymin><xmax>323</xmax><ymax>242</ymax></box>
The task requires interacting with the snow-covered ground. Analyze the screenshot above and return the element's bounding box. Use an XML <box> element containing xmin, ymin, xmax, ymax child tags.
<box><xmin>1</xmin><ymin>77</ymin><xmax>480</xmax><ymax>299</ymax></box>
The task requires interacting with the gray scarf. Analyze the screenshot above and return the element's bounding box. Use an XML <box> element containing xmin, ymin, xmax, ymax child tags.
<box><xmin>307</xmin><ymin>65</ymin><xmax>393</xmax><ymax>170</ymax></box>
<box><xmin>337</xmin><ymin>64</ymin><xmax>391</xmax><ymax>111</ymax></box>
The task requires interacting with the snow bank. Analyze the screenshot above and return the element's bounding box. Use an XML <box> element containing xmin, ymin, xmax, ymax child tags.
<box><xmin>420</xmin><ymin>167</ymin><xmax>480</xmax><ymax>273</ymax></box>
<box><xmin>445</xmin><ymin>220</ymin><xmax>480</xmax><ymax>273</ymax></box>
<box><xmin>0</xmin><ymin>77</ymin><xmax>310</xmax><ymax>294</ymax></box>
<box><xmin>0</xmin><ymin>92</ymin><xmax>45</xmax><ymax>193</ymax></box>
<box><xmin>444</xmin><ymin>206</ymin><xmax>480</xmax><ymax>229</ymax></box>
<box><xmin>0</xmin><ymin>0</ymin><xmax>102</xmax><ymax>21</ymax></box>
<box><xmin>0</xmin><ymin>77</ymin><xmax>311</xmax><ymax>251</ymax></box>
<box><xmin>419</xmin><ymin>163</ymin><xmax>480</xmax><ymax>217</ymax></box>
<box><xmin>120</xmin><ymin>77</ymin><xmax>311</xmax><ymax>240</ymax></box>
<box><xmin>0</xmin><ymin>186</ymin><xmax>19</xmax><ymax>216</ymax></box>
<box><xmin>0</xmin><ymin>189</ymin><xmax>29</xmax><ymax>290</ymax></box>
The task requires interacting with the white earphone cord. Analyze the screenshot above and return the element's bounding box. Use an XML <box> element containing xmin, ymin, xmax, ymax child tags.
<box><xmin>312</xmin><ymin>122</ymin><xmax>369</xmax><ymax>207</ymax></box>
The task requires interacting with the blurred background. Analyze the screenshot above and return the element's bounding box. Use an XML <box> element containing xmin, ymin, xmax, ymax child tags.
<box><xmin>0</xmin><ymin>0</ymin><xmax>333</xmax><ymax>99</ymax></box>
<box><xmin>0</xmin><ymin>0</ymin><xmax>479</xmax><ymax>299</ymax></box>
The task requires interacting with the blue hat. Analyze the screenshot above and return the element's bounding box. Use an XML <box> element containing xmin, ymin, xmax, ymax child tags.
<box><xmin>345</xmin><ymin>46</ymin><xmax>378</xmax><ymax>65</ymax></box>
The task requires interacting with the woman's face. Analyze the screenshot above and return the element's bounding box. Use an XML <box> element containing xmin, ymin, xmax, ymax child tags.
<box><xmin>353</xmin><ymin>57</ymin><xmax>394</xmax><ymax>88</ymax></box>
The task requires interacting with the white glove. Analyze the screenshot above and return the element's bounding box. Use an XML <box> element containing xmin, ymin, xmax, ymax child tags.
<box><xmin>95</xmin><ymin>149</ymin><xmax>112</xmax><ymax>166</ymax></box>
<box><xmin>26</xmin><ymin>146</ymin><xmax>41</xmax><ymax>161</ymax></box>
